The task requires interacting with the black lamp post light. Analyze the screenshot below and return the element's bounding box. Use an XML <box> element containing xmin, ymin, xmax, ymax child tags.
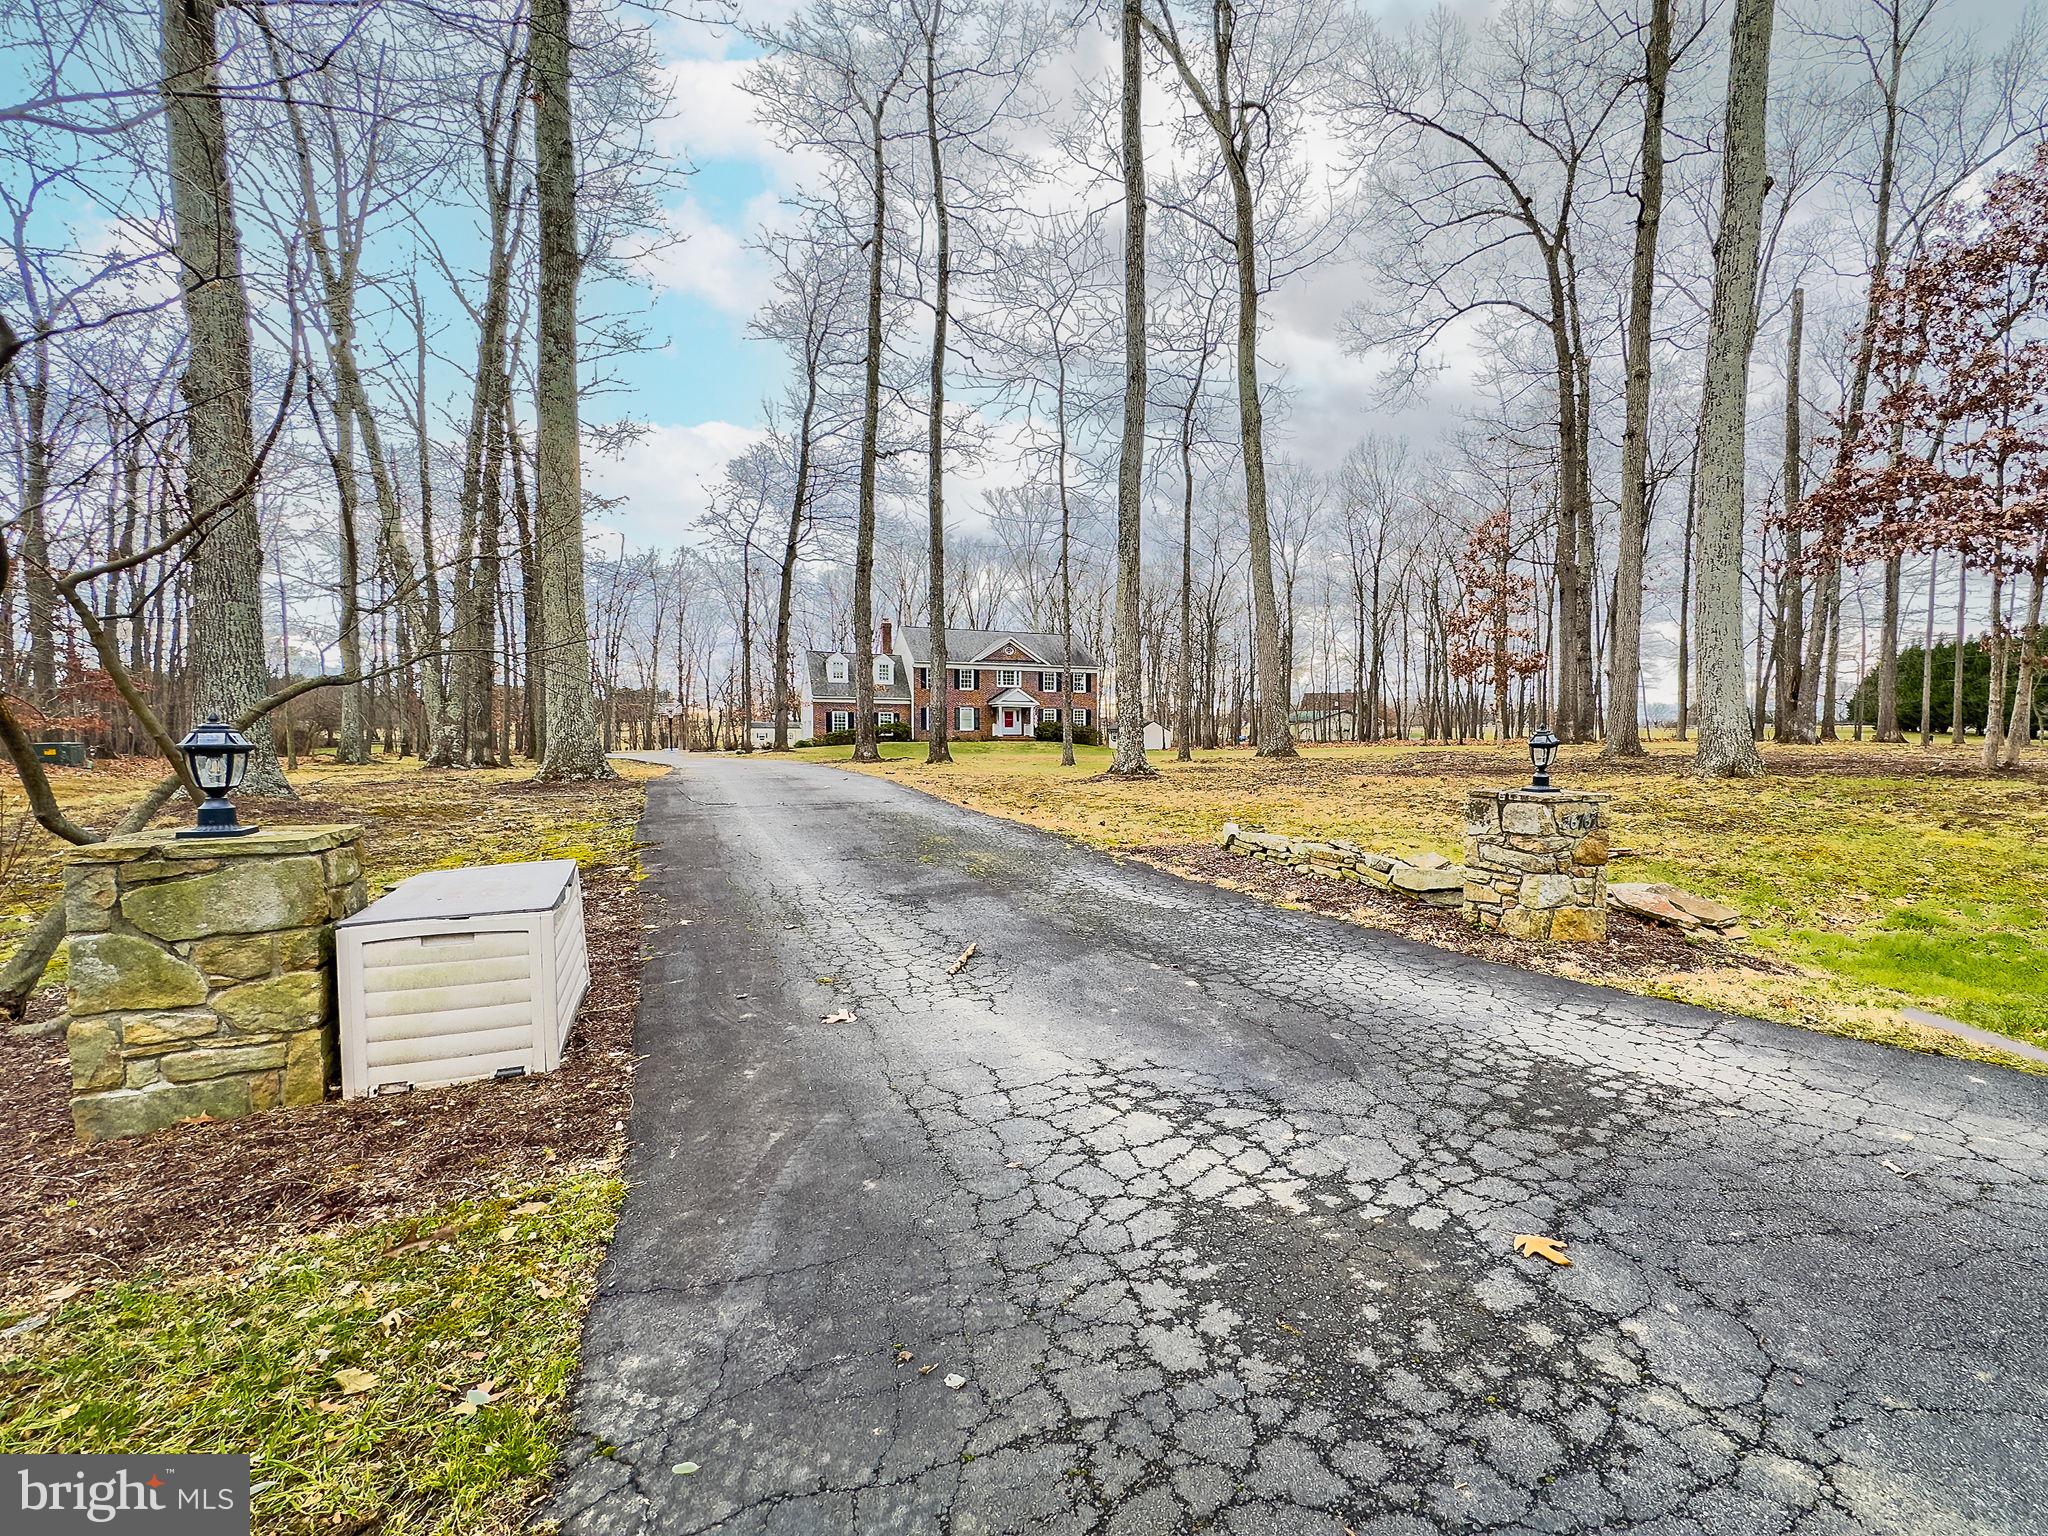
<box><xmin>1526</xmin><ymin>726</ymin><xmax>1561</xmax><ymax>793</ymax></box>
<box><xmin>175</xmin><ymin>715</ymin><xmax>260</xmax><ymax>838</ymax></box>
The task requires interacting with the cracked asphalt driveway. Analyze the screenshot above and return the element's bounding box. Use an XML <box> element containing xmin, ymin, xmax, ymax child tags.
<box><xmin>550</xmin><ymin>754</ymin><xmax>2048</xmax><ymax>1535</ymax></box>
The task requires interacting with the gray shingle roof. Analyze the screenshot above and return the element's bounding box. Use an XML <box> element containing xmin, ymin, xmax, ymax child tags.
<box><xmin>802</xmin><ymin>649</ymin><xmax>912</xmax><ymax>703</ymax></box>
<box><xmin>893</xmin><ymin>626</ymin><xmax>1099</xmax><ymax>670</ymax></box>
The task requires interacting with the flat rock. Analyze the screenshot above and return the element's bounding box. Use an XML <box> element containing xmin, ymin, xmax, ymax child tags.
<box><xmin>1390</xmin><ymin>865</ymin><xmax>1466</xmax><ymax>895</ymax></box>
<box><xmin>1610</xmin><ymin>882</ymin><xmax>1713</xmax><ymax>932</ymax></box>
<box><xmin>1665</xmin><ymin>888</ymin><xmax>1743</xmax><ymax>928</ymax></box>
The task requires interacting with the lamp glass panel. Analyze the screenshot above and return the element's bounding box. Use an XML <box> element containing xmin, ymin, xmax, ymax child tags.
<box><xmin>222</xmin><ymin>749</ymin><xmax>249</xmax><ymax>790</ymax></box>
<box><xmin>192</xmin><ymin>752</ymin><xmax>231</xmax><ymax>790</ymax></box>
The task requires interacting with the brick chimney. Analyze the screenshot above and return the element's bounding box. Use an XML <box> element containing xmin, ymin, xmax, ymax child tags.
<box><xmin>879</xmin><ymin>619</ymin><xmax>894</xmax><ymax>656</ymax></box>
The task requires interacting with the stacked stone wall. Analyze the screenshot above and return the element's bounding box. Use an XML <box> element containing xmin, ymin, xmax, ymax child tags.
<box><xmin>62</xmin><ymin>824</ymin><xmax>368</xmax><ymax>1142</ymax></box>
<box><xmin>1214</xmin><ymin>825</ymin><xmax>1465</xmax><ymax>907</ymax></box>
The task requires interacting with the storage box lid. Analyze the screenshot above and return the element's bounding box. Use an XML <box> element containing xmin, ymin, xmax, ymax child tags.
<box><xmin>339</xmin><ymin>858</ymin><xmax>579</xmax><ymax>928</ymax></box>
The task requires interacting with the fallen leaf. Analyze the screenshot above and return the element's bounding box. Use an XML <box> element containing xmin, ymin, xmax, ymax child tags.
<box><xmin>449</xmin><ymin>1400</ymin><xmax>479</xmax><ymax>1417</ymax></box>
<box><xmin>822</xmin><ymin>1009</ymin><xmax>856</xmax><ymax>1025</ymax></box>
<box><xmin>918</xmin><ymin>1363</ymin><xmax>938</xmax><ymax>1376</ymax></box>
<box><xmin>316</xmin><ymin>1399</ymin><xmax>352</xmax><ymax>1415</ymax></box>
<box><xmin>333</xmin><ymin>1368</ymin><xmax>377</xmax><ymax>1395</ymax></box>
<box><xmin>944</xmin><ymin>1373</ymin><xmax>967</xmax><ymax>1390</ymax></box>
<box><xmin>51</xmin><ymin>1403</ymin><xmax>80</xmax><ymax>1422</ymax></box>
<box><xmin>947</xmin><ymin>943</ymin><xmax>978</xmax><ymax>976</ymax></box>
<box><xmin>511</xmin><ymin>1201</ymin><xmax>548</xmax><ymax>1217</ymax></box>
<box><xmin>43</xmin><ymin>1283</ymin><xmax>83</xmax><ymax>1305</ymax></box>
<box><xmin>464</xmin><ymin>1387</ymin><xmax>494</xmax><ymax>1406</ymax></box>
<box><xmin>1512</xmin><ymin>1234</ymin><xmax>1572</xmax><ymax>1267</ymax></box>
<box><xmin>673</xmin><ymin>1462</ymin><xmax>699</xmax><ymax>1476</ymax></box>
<box><xmin>1274</xmin><ymin>1317</ymin><xmax>1303</xmax><ymax>1336</ymax></box>
<box><xmin>896</xmin><ymin>1350</ymin><xmax>914</xmax><ymax>1364</ymax></box>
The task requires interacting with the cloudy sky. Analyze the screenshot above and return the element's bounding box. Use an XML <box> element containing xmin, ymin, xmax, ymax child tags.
<box><xmin>580</xmin><ymin>6</ymin><xmax>1439</xmax><ymax>554</ymax></box>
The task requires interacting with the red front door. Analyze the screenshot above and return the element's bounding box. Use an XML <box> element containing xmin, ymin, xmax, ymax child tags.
<box><xmin>1002</xmin><ymin>709</ymin><xmax>1016</xmax><ymax>732</ymax></box>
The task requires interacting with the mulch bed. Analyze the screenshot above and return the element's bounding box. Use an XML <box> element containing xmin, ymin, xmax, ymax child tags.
<box><xmin>1133</xmin><ymin>842</ymin><xmax>1786</xmax><ymax>989</ymax></box>
<box><xmin>0</xmin><ymin>871</ymin><xmax>647</xmax><ymax>1308</ymax></box>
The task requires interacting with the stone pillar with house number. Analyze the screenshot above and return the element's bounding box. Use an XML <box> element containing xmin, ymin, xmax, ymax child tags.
<box><xmin>1461</xmin><ymin>789</ymin><xmax>1611</xmax><ymax>941</ymax></box>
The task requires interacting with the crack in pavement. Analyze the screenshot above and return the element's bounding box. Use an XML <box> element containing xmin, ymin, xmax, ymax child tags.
<box><xmin>550</xmin><ymin>754</ymin><xmax>2048</xmax><ymax>1535</ymax></box>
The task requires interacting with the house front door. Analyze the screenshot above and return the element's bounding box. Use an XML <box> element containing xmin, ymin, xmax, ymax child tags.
<box><xmin>1001</xmin><ymin>708</ymin><xmax>1017</xmax><ymax>733</ymax></box>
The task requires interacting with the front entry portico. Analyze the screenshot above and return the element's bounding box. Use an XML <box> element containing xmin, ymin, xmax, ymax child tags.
<box><xmin>987</xmin><ymin>688</ymin><xmax>1038</xmax><ymax>738</ymax></box>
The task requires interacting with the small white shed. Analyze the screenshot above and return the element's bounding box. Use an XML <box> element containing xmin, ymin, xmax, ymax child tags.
<box><xmin>336</xmin><ymin>859</ymin><xmax>589</xmax><ymax>1098</ymax></box>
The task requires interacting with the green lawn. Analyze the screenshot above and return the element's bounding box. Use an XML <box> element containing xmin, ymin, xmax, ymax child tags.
<box><xmin>797</xmin><ymin>737</ymin><xmax>2048</xmax><ymax>1056</ymax></box>
<box><xmin>0</xmin><ymin>1171</ymin><xmax>622</xmax><ymax>1535</ymax></box>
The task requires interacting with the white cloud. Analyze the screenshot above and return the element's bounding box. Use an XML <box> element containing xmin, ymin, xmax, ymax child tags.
<box><xmin>641</xmin><ymin>193</ymin><xmax>784</xmax><ymax>316</ymax></box>
<box><xmin>657</xmin><ymin>55</ymin><xmax>777</xmax><ymax>168</ymax></box>
<box><xmin>586</xmin><ymin>420</ymin><xmax>767</xmax><ymax>549</ymax></box>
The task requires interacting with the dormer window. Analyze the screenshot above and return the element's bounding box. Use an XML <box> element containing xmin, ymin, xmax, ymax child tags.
<box><xmin>825</xmin><ymin>655</ymin><xmax>848</xmax><ymax>685</ymax></box>
<box><xmin>875</xmin><ymin>657</ymin><xmax>894</xmax><ymax>685</ymax></box>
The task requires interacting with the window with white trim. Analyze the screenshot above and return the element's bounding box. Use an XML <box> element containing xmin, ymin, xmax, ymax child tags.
<box><xmin>825</xmin><ymin>655</ymin><xmax>848</xmax><ymax>684</ymax></box>
<box><xmin>917</xmin><ymin>706</ymin><xmax>929</xmax><ymax>733</ymax></box>
<box><xmin>957</xmin><ymin>704</ymin><xmax>977</xmax><ymax>731</ymax></box>
<box><xmin>1041</xmin><ymin>671</ymin><xmax>1061</xmax><ymax>692</ymax></box>
<box><xmin>875</xmin><ymin>657</ymin><xmax>894</xmax><ymax>685</ymax></box>
<box><xmin>1074</xmin><ymin>707</ymin><xmax>1092</xmax><ymax>727</ymax></box>
<box><xmin>997</xmin><ymin>668</ymin><xmax>1022</xmax><ymax>689</ymax></box>
<box><xmin>955</xmin><ymin>667</ymin><xmax>976</xmax><ymax>690</ymax></box>
<box><xmin>878</xmin><ymin>710</ymin><xmax>898</xmax><ymax>725</ymax></box>
<box><xmin>916</xmin><ymin>667</ymin><xmax>930</xmax><ymax>690</ymax></box>
<box><xmin>1043</xmin><ymin>707</ymin><xmax>1060</xmax><ymax>725</ymax></box>
<box><xmin>1075</xmin><ymin>672</ymin><xmax>1093</xmax><ymax>694</ymax></box>
<box><xmin>829</xmin><ymin>710</ymin><xmax>851</xmax><ymax>733</ymax></box>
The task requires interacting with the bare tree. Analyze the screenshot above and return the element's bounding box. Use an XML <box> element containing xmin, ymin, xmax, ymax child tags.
<box><xmin>531</xmin><ymin>0</ymin><xmax>610</xmax><ymax>779</ymax></box>
<box><xmin>1692</xmin><ymin>0</ymin><xmax>1775</xmax><ymax>778</ymax></box>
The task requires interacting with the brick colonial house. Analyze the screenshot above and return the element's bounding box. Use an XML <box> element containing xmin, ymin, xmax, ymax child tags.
<box><xmin>797</xmin><ymin>623</ymin><xmax>1099</xmax><ymax>742</ymax></box>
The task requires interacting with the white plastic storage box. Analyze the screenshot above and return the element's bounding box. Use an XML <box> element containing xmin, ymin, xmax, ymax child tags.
<box><xmin>336</xmin><ymin>859</ymin><xmax>589</xmax><ymax>1097</ymax></box>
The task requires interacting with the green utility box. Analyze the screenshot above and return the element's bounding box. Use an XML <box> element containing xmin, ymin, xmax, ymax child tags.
<box><xmin>34</xmin><ymin>740</ymin><xmax>88</xmax><ymax>767</ymax></box>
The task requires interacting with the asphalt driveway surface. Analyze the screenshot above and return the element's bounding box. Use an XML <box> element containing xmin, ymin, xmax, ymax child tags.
<box><xmin>550</xmin><ymin>753</ymin><xmax>2048</xmax><ymax>1535</ymax></box>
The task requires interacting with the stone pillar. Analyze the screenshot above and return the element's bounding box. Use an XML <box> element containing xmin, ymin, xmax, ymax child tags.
<box><xmin>1461</xmin><ymin>790</ymin><xmax>1610</xmax><ymax>942</ymax></box>
<box><xmin>62</xmin><ymin>824</ymin><xmax>368</xmax><ymax>1143</ymax></box>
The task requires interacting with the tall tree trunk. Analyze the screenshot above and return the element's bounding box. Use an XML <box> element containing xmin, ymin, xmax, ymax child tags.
<box><xmin>531</xmin><ymin>0</ymin><xmax>609</xmax><ymax>780</ymax></box>
<box><xmin>1982</xmin><ymin>562</ymin><xmax>2007</xmax><ymax>768</ymax></box>
<box><xmin>1108</xmin><ymin>0</ymin><xmax>1154</xmax><ymax>776</ymax></box>
<box><xmin>508</xmin><ymin>419</ymin><xmax>542</xmax><ymax>759</ymax></box>
<box><xmin>1775</xmin><ymin>287</ymin><xmax>1812</xmax><ymax>740</ymax></box>
<box><xmin>16</xmin><ymin>346</ymin><xmax>57</xmax><ymax>696</ymax></box>
<box><xmin>1602</xmin><ymin>0</ymin><xmax>1671</xmax><ymax>759</ymax></box>
<box><xmin>850</xmin><ymin>92</ymin><xmax>893</xmax><ymax>767</ymax></box>
<box><xmin>161</xmin><ymin>0</ymin><xmax>287</xmax><ymax>792</ymax></box>
<box><xmin>310</xmin><ymin>378</ymin><xmax>369</xmax><ymax>762</ymax></box>
<box><xmin>772</xmin><ymin>381</ymin><xmax>818</xmax><ymax>753</ymax></box>
<box><xmin>1918</xmin><ymin>551</ymin><xmax>1935</xmax><ymax>746</ymax></box>
<box><xmin>1819</xmin><ymin>569</ymin><xmax>1842</xmax><ymax>739</ymax></box>
<box><xmin>1876</xmin><ymin>551</ymin><xmax>1903</xmax><ymax>740</ymax></box>
<box><xmin>2003</xmin><ymin>544</ymin><xmax>2044</xmax><ymax>765</ymax></box>
<box><xmin>1226</xmin><ymin>167</ymin><xmax>1289</xmax><ymax>759</ymax></box>
<box><xmin>1691</xmin><ymin>0</ymin><xmax>1774</xmax><ymax>778</ymax></box>
<box><xmin>1057</xmin><ymin>373</ymin><xmax>1077</xmax><ymax>766</ymax></box>
<box><xmin>1177</xmin><ymin>387</ymin><xmax>1198</xmax><ymax>763</ymax></box>
<box><xmin>923</xmin><ymin>27</ymin><xmax>953</xmax><ymax>766</ymax></box>
<box><xmin>1951</xmin><ymin>562</ymin><xmax>1967</xmax><ymax>746</ymax></box>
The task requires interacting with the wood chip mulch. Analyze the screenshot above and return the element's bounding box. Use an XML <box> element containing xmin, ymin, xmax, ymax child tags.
<box><xmin>1131</xmin><ymin>843</ymin><xmax>1787</xmax><ymax>989</ymax></box>
<box><xmin>0</xmin><ymin>871</ymin><xmax>648</xmax><ymax>1308</ymax></box>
